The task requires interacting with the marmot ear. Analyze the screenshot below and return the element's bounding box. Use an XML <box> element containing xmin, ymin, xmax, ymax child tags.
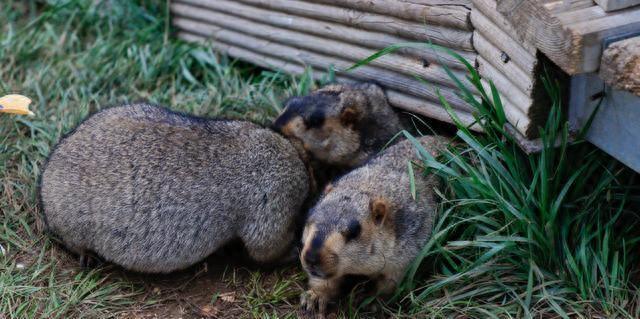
<box><xmin>370</xmin><ymin>198</ymin><xmax>391</xmax><ymax>226</ymax></box>
<box><xmin>323</xmin><ymin>183</ymin><xmax>333</xmax><ymax>195</ymax></box>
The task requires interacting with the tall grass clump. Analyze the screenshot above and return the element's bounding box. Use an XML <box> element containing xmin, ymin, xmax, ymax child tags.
<box><xmin>353</xmin><ymin>44</ymin><xmax>640</xmax><ymax>318</ymax></box>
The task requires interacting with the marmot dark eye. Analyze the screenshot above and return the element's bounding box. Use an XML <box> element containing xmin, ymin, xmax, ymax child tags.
<box><xmin>344</xmin><ymin>220</ymin><xmax>361</xmax><ymax>242</ymax></box>
<box><xmin>305</xmin><ymin>109</ymin><xmax>326</xmax><ymax>129</ymax></box>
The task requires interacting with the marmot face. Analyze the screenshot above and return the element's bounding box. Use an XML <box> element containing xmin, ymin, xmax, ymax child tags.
<box><xmin>273</xmin><ymin>83</ymin><xmax>388</xmax><ymax>167</ymax></box>
<box><xmin>300</xmin><ymin>189</ymin><xmax>397</xmax><ymax>279</ymax></box>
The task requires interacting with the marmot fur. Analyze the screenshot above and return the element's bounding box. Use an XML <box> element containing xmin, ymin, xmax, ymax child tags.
<box><xmin>298</xmin><ymin>136</ymin><xmax>449</xmax><ymax>315</ymax></box>
<box><xmin>40</xmin><ymin>104</ymin><xmax>309</xmax><ymax>273</ymax></box>
<box><xmin>273</xmin><ymin>83</ymin><xmax>403</xmax><ymax>169</ymax></box>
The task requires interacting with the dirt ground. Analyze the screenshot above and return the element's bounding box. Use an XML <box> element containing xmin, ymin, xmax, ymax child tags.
<box><xmin>87</xmin><ymin>249</ymin><xmax>378</xmax><ymax>319</ymax></box>
<box><xmin>97</xmin><ymin>250</ymin><xmax>306</xmax><ymax>318</ymax></box>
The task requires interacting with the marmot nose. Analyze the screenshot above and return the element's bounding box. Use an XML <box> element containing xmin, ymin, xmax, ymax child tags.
<box><xmin>304</xmin><ymin>250</ymin><xmax>320</xmax><ymax>266</ymax></box>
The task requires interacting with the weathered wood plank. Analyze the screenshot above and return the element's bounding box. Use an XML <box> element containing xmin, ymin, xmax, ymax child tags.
<box><xmin>544</xmin><ymin>0</ymin><xmax>595</xmax><ymax>12</ymax></box>
<box><xmin>172</xmin><ymin>2</ymin><xmax>469</xmax><ymax>91</ymax></box>
<box><xmin>178</xmin><ymin>0</ymin><xmax>475</xmax><ymax>70</ymax></box>
<box><xmin>385</xmin><ymin>90</ymin><xmax>479</xmax><ymax>129</ymax></box>
<box><xmin>470</xmin><ymin>4</ymin><xmax>538</xmax><ymax>74</ymax></box>
<box><xmin>308</xmin><ymin>0</ymin><xmax>472</xmax><ymax>30</ymax></box>
<box><xmin>497</xmin><ymin>0</ymin><xmax>640</xmax><ymax>74</ymax></box>
<box><xmin>473</xmin><ymin>1</ymin><xmax>568</xmax><ymax>136</ymax></box>
<box><xmin>471</xmin><ymin>0</ymin><xmax>540</xmax><ymax>135</ymax></box>
<box><xmin>472</xmin><ymin>0</ymin><xmax>538</xmax><ymax>54</ymax></box>
<box><xmin>600</xmin><ymin>36</ymin><xmax>640</xmax><ymax>95</ymax></box>
<box><xmin>399</xmin><ymin>0</ymin><xmax>471</xmax><ymax>5</ymax></box>
<box><xmin>594</xmin><ymin>0</ymin><xmax>640</xmax><ymax>11</ymax></box>
<box><xmin>176</xmin><ymin>31</ymin><xmax>481</xmax><ymax>129</ymax></box>
<box><xmin>231</xmin><ymin>0</ymin><xmax>475</xmax><ymax>50</ymax></box>
<box><xmin>558</xmin><ymin>6</ymin><xmax>640</xmax><ymax>72</ymax></box>
<box><xmin>495</xmin><ymin>0</ymin><xmax>575</xmax><ymax>72</ymax></box>
<box><xmin>555</xmin><ymin>3</ymin><xmax>633</xmax><ymax>23</ymax></box>
<box><xmin>478</xmin><ymin>78</ymin><xmax>532</xmax><ymax>134</ymax></box>
<box><xmin>171</xmin><ymin>16</ymin><xmax>475</xmax><ymax>112</ymax></box>
<box><xmin>477</xmin><ymin>56</ymin><xmax>534</xmax><ymax>116</ymax></box>
<box><xmin>473</xmin><ymin>31</ymin><xmax>534</xmax><ymax>94</ymax></box>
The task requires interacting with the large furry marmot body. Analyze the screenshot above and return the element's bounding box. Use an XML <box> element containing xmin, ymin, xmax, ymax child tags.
<box><xmin>40</xmin><ymin>104</ymin><xmax>309</xmax><ymax>273</ymax></box>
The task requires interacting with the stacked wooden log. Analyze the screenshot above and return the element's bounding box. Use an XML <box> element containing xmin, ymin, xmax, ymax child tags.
<box><xmin>471</xmin><ymin>0</ymin><xmax>550</xmax><ymax>137</ymax></box>
<box><xmin>171</xmin><ymin>0</ymin><xmax>481</xmax><ymax>128</ymax></box>
<box><xmin>171</xmin><ymin>0</ymin><xmax>575</xmax><ymax>137</ymax></box>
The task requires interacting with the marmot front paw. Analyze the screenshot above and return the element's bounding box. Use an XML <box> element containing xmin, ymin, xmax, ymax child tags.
<box><xmin>301</xmin><ymin>289</ymin><xmax>331</xmax><ymax>318</ymax></box>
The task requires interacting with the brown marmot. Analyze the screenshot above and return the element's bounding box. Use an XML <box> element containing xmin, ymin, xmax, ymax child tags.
<box><xmin>273</xmin><ymin>82</ymin><xmax>404</xmax><ymax>169</ymax></box>
<box><xmin>39</xmin><ymin>82</ymin><xmax>405</xmax><ymax>274</ymax></box>
<box><xmin>39</xmin><ymin>104</ymin><xmax>309</xmax><ymax>273</ymax></box>
<box><xmin>298</xmin><ymin>135</ymin><xmax>450</xmax><ymax>315</ymax></box>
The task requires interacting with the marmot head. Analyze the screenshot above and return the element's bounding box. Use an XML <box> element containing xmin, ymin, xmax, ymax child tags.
<box><xmin>273</xmin><ymin>83</ymin><xmax>394</xmax><ymax>168</ymax></box>
<box><xmin>300</xmin><ymin>186</ymin><xmax>397</xmax><ymax>279</ymax></box>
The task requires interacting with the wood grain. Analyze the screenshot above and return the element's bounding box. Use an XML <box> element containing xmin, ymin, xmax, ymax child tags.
<box><xmin>496</xmin><ymin>0</ymin><xmax>574</xmax><ymax>72</ymax></box>
<box><xmin>171</xmin><ymin>2</ymin><xmax>470</xmax><ymax>91</ymax></box>
<box><xmin>558</xmin><ymin>6</ymin><xmax>640</xmax><ymax>72</ymax></box>
<box><xmin>178</xmin><ymin>0</ymin><xmax>475</xmax><ymax>69</ymax></box>
<box><xmin>497</xmin><ymin>0</ymin><xmax>640</xmax><ymax>74</ymax></box>
<box><xmin>470</xmin><ymin>2</ymin><xmax>538</xmax><ymax>74</ymax></box>
<box><xmin>171</xmin><ymin>16</ymin><xmax>475</xmax><ymax>112</ymax></box>
<box><xmin>477</xmin><ymin>56</ymin><xmax>534</xmax><ymax>114</ymax></box>
<box><xmin>544</xmin><ymin>0</ymin><xmax>595</xmax><ymax>12</ymax></box>
<box><xmin>175</xmin><ymin>32</ymin><xmax>482</xmax><ymax>129</ymax></box>
<box><xmin>231</xmin><ymin>0</ymin><xmax>475</xmax><ymax>50</ymax></box>
<box><xmin>308</xmin><ymin>0</ymin><xmax>472</xmax><ymax>30</ymax></box>
<box><xmin>471</xmin><ymin>0</ymin><xmax>538</xmax><ymax>54</ymax></box>
<box><xmin>473</xmin><ymin>31</ymin><xmax>534</xmax><ymax>94</ymax></box>
<box><xmin>593</xmin><ymin>0</ymin><xmax>640</xmax><ymax>11</ymax></box>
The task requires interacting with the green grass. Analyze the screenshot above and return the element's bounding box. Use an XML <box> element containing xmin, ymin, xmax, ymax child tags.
<box><xmin>3</xmin><ymin>0</ymin><xmax>640</xmax><ymax>318</ymax></box>
<box><xmin>354</xmin><ymin>44</ymin><xmax>640</xmax><ymax>318</ymax></box>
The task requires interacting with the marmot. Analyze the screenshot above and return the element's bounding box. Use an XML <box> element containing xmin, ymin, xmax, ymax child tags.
<box><xmin>39</xmin><ymin>82</ymin><xmax>403</xmax><ymax>273</ymax></box>
<box><xmin>298</xmin><ymin>135</ymin><xmax>450</xmax><ymax>315</ymax></box>
<box><xmin>273</xmin><ymin>83</ymin><xmax>403</xmax><ymax>169</ymax></box>
<box><xmin>39</xmin><ymin>104</ymin><xmax>309</xmax><ymax>273</ymax></box>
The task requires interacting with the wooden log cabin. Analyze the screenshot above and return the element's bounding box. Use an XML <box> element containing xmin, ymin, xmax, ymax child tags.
<box><xmin>170</xmin><ymin>0</ymin><xmax>640</xmax><ymax>170</ymax></box>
